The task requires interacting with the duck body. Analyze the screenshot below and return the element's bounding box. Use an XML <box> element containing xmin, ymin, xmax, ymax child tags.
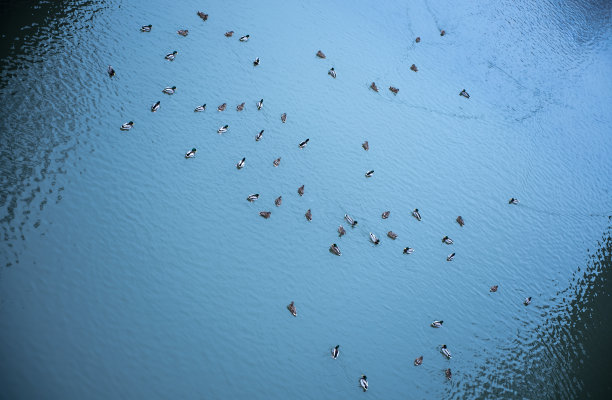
<box><xmin>460</xmin><ymin>89</ymin><xmax>470</xmax><ymax>98</ymax></box>
<box><xmin>381</xmin><ymin>211</ymin><xmax>390</xmax><ymax>219</ymax></box>
<box><xmin>362</xmin><ymin>141</ymin><xmax>369</xmax><ymax>150</ymax></box>
<box><xmin>338</xmin><ymin>226</ymin><xmax>346</xmax><ymax>237</ymax></box>
<box><xmin>365</xmin><ymin>170</ymin><xmax>374</xmax><ymax>178</ymax></box>
<box><xmin>236</xmin><ymin>102</ymin><xmax>245</xmax><ymax>111</ymax></box>
<box><xmin>370</xmin><ymin>233</ymin><xmax>380</xmax><ymax>245</ymax></box>
<box><xmin>509</xmin><ymin>197</ymin><xmax>519</xmax><ymax>204</ymax></box>
<box><xmin>140</xmin><ymin>24</ymin><xmax>152</xmax><ymax>32</ymax></box>
<box><xmin>217</xmin><ymin>125</ymin><xmax>229</xmax><ymax>134</ymax></box>
<box><xmin>177</xmin><ymin>29</ymin><xmax>189</xmax><ymax>36</ymax></box>
<box><xmin>165</xmin><ymin>51</ymin><xmax>177</xmax><ymax>61</ymax></box>
<box><xmin>370</xmin><ymin>82</ymin><xmax>378</xmax><ymax>92</ymax></box>
<box><xmin>120</xmin><ymin>121</ymin><xmax>134</xmax><ymax>131</ymax></box>
<box><xmin>162</xmin><ymin>86</ymin><xmax>176</xmax><ymax>95</ymax></box>
<box><xmin>240</xmin><ymin>34</ymin><xmax>250</xmax><ymax>42</ymax></box>
<box><xmin>414</xmin><ymin>356</ymin><xmax>423</xmax><ymax>366</ymax></box>
<box><xmin>389</xmin><ymin>86</ymin><xmax>399</xmax><ymax>94</ymax></box>
<box><xmin>236</xmin><ymin>157</ymin><xmax>245</xmax><ymax>169</ymax></box>
<box><xmin>273</xmin><ymin>157</ymin><xmax>281</xmax><ymax>167</ymax></box>
<box><xmin>225</xmin><ymin>31</ymin><xmax>234</xmax><ymax>37</ymax></box>
<box><xmin>298</xmin><ymin>185</ymin><xmax>304</xmax><ymax>196</ymax></box>
<box><xmin>255</xmin><ymin>130</ymin><xmax>263</xmax><ymax>141</ymax></box>
<box><xmin>441</xmin><ymin>345</ymin><xmax>452</xmax><ymax>359</ymax></box>
<box><xmin>253</xmin><ymin>57</ymin><xmax>260</xmax><ymax>66</ymax></box>
<box><xmin>257</xmin><ymin>99</ymin><xmax>263</xmax><ymax>110</ymax></box>
<box><xmin>490</xmin><ymin>285</ymin><xmax>499</xmax><ymax>292</ymax></box>
<box><xmin>281</xmin><ymin>113</ymin><xmax>287</xmax><ymax>123</ymax></box>
<box><xmin>328</xmin><ymin>67</ymin><xmax>336</xmax><ymax>78</ymax></box>
<box><xmin>185</xmin><ymin>148</ymin><xmax>197</xmax><ymax>158</ymax></box>
<box><xmin>305</xmin><ymin>209</ymin><xmax>312</xmax><ymax>221</ymax></box>
<box><xmin>410</xmin><ymin>64</ymin><xmax>418</xmax><ymax>72</ymax></box>
<box><xmin>194</xmin><ymin>104</ymin><xmax>206</xmax><ymax>112</ymax></box>
<box><xmin>107</xmin><ymin>65</ymin><xmax>115</xmax><ymax>77</ymax></box>
<box><xmin>217</xmin><ymin>103</ymin><xmax>227</xmax><ymax>111</ymax></box>
<box><xmin>524</xmin><ymin>297</ymin><xmax>532</xmax><ymax>305</ymax></box>
<box><xmin>387</xmin><ymin>231</ymin><xmax>397</xmax><ymax>240</ymax></box>
<box><xmin>329</xmin><ymin>244</ymin><xmax>341</xmax><ymax>256</ymax></box>
<box><xmin>412</xmin><ymin>209</ymin><xmax>422</xmax><ymax>221</ymax></box>
<box><xmin>403</xmin><ymin>247</ymin><xmax>414</xmax><ymax>254</ymax></box>
<box><xmin>197</xmin><ymin>11</ymin><xmax>208</xmax><ymax>21</ymax></box>
<box><xmin>447</xmin><ymin>253</ymin><xmax>455</xmax><ymax>261</ymax></box>
<box><xmin>299</xmin><ymin>138</ymin><xmax>309</xmax><ymax>148</ymax></box>
<box><xmin>151</xmin><ymin>101</ymin><xmax>160</xmax><ymax>112</ymax></box>
<box><xmin>260</xmin><ymin>211</ymin><xmax>271</xmax><ymax>219</ymax></box>
<box><xmin>442</xmin><ymin>236</ymin><xmax>453</xmax><ymax>245</ymax></box>
<box><xmin>275</xmin><ymin>196</ymin><xmax>282</xmax><ymax>206</ymax></box>
<box><xmin>456</xmin><ymin>216</ymin><xmax>465</xmax><ymax>226</ymax></box>
<box><xmin>247</xmin><ymin>194</ymin><xmax>259</xmax><ymax>202</ymax></box>
<box><xmin>431</xmin><ymin>320</ymin><xmax>444</xmax><ymax>328</ymax></box>
<box><xmin>359</xmin><ymin>376</ymin><xmax>368</xmax><ymax>392</ymax></box>
<box><xmin>445</xmin><ymin>368</ymin><xmax>452</xmax><ymax>380</ymax></box>
<box><xmin>316</xmin><ymin>50</ymin><xmax>326</xmax><ymax>59</ymax></box>
<box><xmin>287</xmin><ymin>301</ymin><xmax>297</xmax><ymax>317</ymax></box>
<box><xmin>344</xmin><ymin>214</ymin><xmax>357</xmax><ymax>227</ymax></box>
<box><xmin>331</xmin><ymin>345</ymin><xmax>340</xmax><ymax>358</ymax></box>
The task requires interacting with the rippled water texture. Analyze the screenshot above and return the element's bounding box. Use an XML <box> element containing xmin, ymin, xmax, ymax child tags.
<box><xmin>1</xmin><ymin>0</ymin><xmax>611</xmax><ymax>398</ymax></box>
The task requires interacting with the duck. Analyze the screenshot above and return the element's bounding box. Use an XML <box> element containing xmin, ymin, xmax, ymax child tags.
<box><xmin>257</xmin><ymin>99</ymin><xmax>263</xmax><ymax>110</ymax></box>
<box><xmin>445</xmin><ymin>368</ymin><xmax>452</xmax><ymax>380</ymax></box>
<box><xmin>297</xmin><ymin>185</ymin><xmax>304</xmax><ymax>196</ymax></box>
<box><xmin>362</xmin><ymin>141</ymin><xmax>369</xmax><ymax>150</ymax></box>
<box><xmin>328</xmin><ymin>67</ymin><xmax>336</xmax><ymax>78</ymax></box>
<box><xmin>331</xmin><ymin>345</ymin><xmax>340</xmax><ymax>358</ymax></box>
<box><xmin>287</xmin><ymin>301</ymin><xmax>297</xmax><ymax>317</ymax></box>
<box><xmin>236</xmin><ymin>157</ymin><xmax>245</xmax><ymax>169</ymax></box>
<box><xmin>456</xmin><ymin>216</ymin><xmax>465</xmax><ymax>226</ymax></box>
<box><xmin>338</xmin><ymin>226</ymin><xmax>346</xmax><ymax>237</ymax></box>
<box><xmin>225</xmin><ymin>31</ymin><xmax>234</xmax><ymax>37</ymax></box>
<box><xmin>509</xmin><ymin>197</ymin><xmax>519</xmax><ymax>204</ymax></box>
<box><xmin>441</xmin><ymin>345</ymin><xmax>452</xmax><ymax>359</ymax></box>
<box><xmin>431</xmin><ymin>320</ymin><xmax>444</xmax><ymax>328</ymax></box>
<box><xmin>329</xmin><ymin>244</ymin><xmax>341</xmax><ymax>256</ymax></box>
<box><xmin>275</xmin><ymin>196</ymin><xmax>282</xmax><ymax>206</ymax></box>
<box><xmin>151</xmin><ymin>101</ymin><xmax>160</xmax><ymax>112</ymax></box>
<box><xmin>305</xmin><ymin>209</ymin><xmax>312</xmax><ymax>221</ymax></box>
<box><xmin>442</xmin><ymin>236</ymin><xmax>453</xmax><ymax>245</ymax></box>
<box><xmin>412</xmin><ymin>209</ymin><xmax>422</xmax><ymax>221</ymax></box>
<box><xmin>197</xmin><ymin>11</ymin><xmax>208</xmax><ymax>21</ymax></box>
<box><xmin>299</xmin><ymin>138</ymin><xmax>309</xmax><ymax>148</ymax></box>
<box><xmin>524</xmin><ymin>297</ymin><xmax>532</xmax><ymax>306</ymax></box>
<box><xmin>255</xmin><ymin>130</ymin><xmax>264</xmax><ymax>141</ymax></box>
<box><xmin>387</xmin><ymin>231</ymin><xmax>397</xmax><ymax>240</ymax></box>
<box><xmin>414</xmin><ymin>356</ymin><xmax>423</xmax><ymax>366</ymax></box>
<box><xmin>415</xmin><ymin>36</ymin><xmax>421</xmax><ymax>43</ymax></box>
<box><xmin>240</xmin><ymin>34</ymin><xmax>250</xmax><ymax>42</ymax></box>
<box><xmin>459</xmin><ymin>89</ymin><xmax>470</xmax><ymax>99</ymax></box>
<box><xmin>273</xmin><ymin>157</ymin><xmax>281</xmax><ymax>167</ymax></box>
<box><xmin>259</xmin><ymin>211</ymin><xmax>271</xmax><ymax>219</ymax></box>
<box><xmin>440</xmin><ymin>30</ymin><xmax>446</xmax><ymax>36</ymax></box>
<box><xmin>253</xmin><ymin>57</ymin><xmax>260</xmax><ymax>66</ymax></box>
<box><xmin>177</xmin><ymin>29</ymin><xmax>189</xmax><ymax>36</ymax></box>
<box><xmin>403</xmin><ymin>247</ymin><xmax>414</xmax><ymax>254</ymax></box>
<box><xmin>369</xmin><ymin>233</ymin><xmax>380</xmax><ymax>245</ymax></box>
<box><xmin>410</xmin><ymin>64</ymin><xmax>418</xmax><ymax>72</ymax></box>
<box><xmin>184</xmin><ymin>148</ymin><xmax>197</xmax><ymax>158</ymax></box>
<box><xmin>140</xmin><ymin>24</ymin><xmax>152</xmax><ymax>32</ymax></box>
<box><xmin>247</xmin><ymin>194</ymin><xmax>259</xmax><ymax>202</ymax></box>
<box><xmin>490</xmin><ymin>285</ymin><xmax>498</xmax><ymax>292</ymax></box>
<box><xmin>165</xmin><ymin>51</ymin><xmax>178</xmax><ymax>61</ymax></box>
<box><xmin>217</xmin><ymin>125</ymin><xmax>229</xmax><ymax>134</ymax></box>
<box><xmin>389</xmin><ymin>86</ymin><xmax>399</xmax><ymax>94</ymax></box>
<box><xmin>447</xmin><ymin>253</ymin><xmax>455</xmax><ymax>261</ymax></box>
<box><xmin>316</xmin><ymin>50</ymin><xmax>326</xmax><ymax>59</ymax></box>
<box><xmin>344</xmin><ymin>214</ymin><xmax>358</xmax><ymax>227</ymax></box>
<box><xmin>365</xmin><ymin>170</ymin><xmax>374</xmax><ymax>178</ymax></box>
<box><xmin>236</xmin><ymin>102</ymin><xmax>245</xmax><ymax>111</ymax></box>
<box><xmin>120</xmin><ymin>121</ymin><xmax>134</xmax><ymax>131</ymax></box>
<box><xmin>107</xmin><ymin>65</ymin><xmax>115</xmax><ymax>77</ymax></box>
<box><xmin>359</xmin><ymin>375</ymin><xmax>368</xmax><ymax>392</ymax></box>
<box><xmin>194</xmin><ymin>104</ymin><xmax>206</xmax><ymax>112</ymax></box>
<box><xmin>381</xmin><ymin>211</ymin><xmax>390</xmax><ymax>219</ymax></box>
<box><xmin>162</xmin><ymin>86</ymin><xmax>176</xmax><ymax>95</ymax></box>
<box><xmin>217</xmin><ymin>103</ymin><xmax>227</xmax><ymax>111</ymax></box>
<box><xmin>370</xmin><ymin>82</ymin><xmax>378</xmax><ymax>92</ymax></box>
<box><xmin>281</xmin><ymin>113</ymin><xmax>287</xmax><ymax>123</ymax></box>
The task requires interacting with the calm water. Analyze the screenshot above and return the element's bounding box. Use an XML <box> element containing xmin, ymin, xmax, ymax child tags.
<box><xmin>1</xmin><ymin>0</ymin><xmax>611</xmax><ymax>398</ymax></box>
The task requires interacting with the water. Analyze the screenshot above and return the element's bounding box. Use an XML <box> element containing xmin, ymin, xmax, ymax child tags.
<box><xmin>1</xmin><ymin>0</ymin><xmax>611</xmax><ymax>398</ymax></box>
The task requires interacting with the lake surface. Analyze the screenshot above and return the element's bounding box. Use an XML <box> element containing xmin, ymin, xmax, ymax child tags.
<box><xmin>1</xmin><ymin>0</ymin><xmax>611</xmax><ymax>398</ymax></box>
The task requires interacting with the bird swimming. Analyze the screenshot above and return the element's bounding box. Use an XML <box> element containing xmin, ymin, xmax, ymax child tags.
<box><xmin>412</xmin><ymin>209</ymin><xmax>422</xmax><ymax>221</ymax></box>
<box><xmin>177</xmin><ymin>29</ymin><xmax>189</xmax><ymax>36</ymax></box>
<box><xmin>524</xmin><ymin>297</ymin><xmax>532</xmax><ymax>305</ymax></box>
<box><xmin>414</xmin><ymin>356</ymin><xmax>423</xmax><ymax>366</ymax></box>
<box><xmin>460</xmin><ymin>89</ymin><xmax>470</xmax><ymax>98</ymax></box>
<box><xmin>305</xmin><ymin>209</ymin><xmax>312</xmax><ymax>221</ymax></box>
<box><xmin>331</xmin><ymin>345</ymin><xmax>340</xmax><ymax>358</ymax></box>
<box><xmin>162</xmin><ymin>86</ymin><xmax>176</xmax><ymax>94</ymax></box>
<box><xmin>490</xmin><ymin>285</ymin><xmax>498</xmax><ymax>292</ymax></box>
<box><xmin>273</xmin><ymin>157</ymin><xmax>281</xmax><ymax>167</ymax></box>
<box><xmin>431</xmin><ymin>320</ymin><xmax>444</xmax><ymax>328</ymax></box>
<box><xmin>225</xmin><ymin>31</ymin><xmax>234</xmax><ymax>37</ymax></box>
<box><xmin>197</xmin><ymin>11</ymin><xmax>208</xmax><ymax>21</ymax></box>
<box><xmin>255</xmin><ymin>130</ymin><xmax>263</xmax><ymax>141</ymax></box>
<box><xmin>359</xmin><ymin>375</ymin><xmax>368</xmax><ymax>392</ymax></box>
<box><xmin>328</xmin><ymin>67</ymin><xmax>336</xmax><ymax>78</ymax></box>
<box><xmin>194</xmin><ymin>104</ymin><xmax>206</xmax><ymax>112</ymax></box>
<box><xmin>456</xmin><ymin>216</ymin><xmax>465</xmax><ymax>226</ymax></box>
<box><xmin>387</xmin><ymin>231</ymin><xmax>397</xmax><ymax>240</ymax></box>
<box><xmin>338</xmin><ymin>226</ymin><xmax>346</xmax><ymax>237</ymax></box>
<box><xmin>260</xmin><ymin>211</ymin><xmax>271</xmax><ymax>219</ymax></box>
<box><xmin>185</xmin><ymin>148</ymin><xmax>196</xmax><ymax>158</ymax></box>
<box><xmin>441</xmin><ymin>345</ymin><xmax>452</xmax><ymax>359</ymax></box>
<box><xmin>403</xmin><ymin>247</ymin><xmax>414</xmax><ymax>254</ymax></box>
<box><xmin>389</xmin><ymin>86</ymin><xmax>399</xmax><ymax>94</ymax></box>
<box><xmin>445</xmin><ymin>368</ymin><xmax>452</xmax><ymax>380</ymax></box>
<box><xmin>140</xmin><ymin>24</ymin><xmax>152</xmax><ymax>32</ymax></box>
<box><xmin>287</xmin><ymin>301</ymin><xmax>297</xmax><ymax>316</ymax></box>
<box><xmin>370</xmin><ymin>82</ymin><xmax>378</xmax><ymax>92</ymax></box>
<box><xmin>509</xmin><ymin>198</ymin><xmax>519</xmax><ymax>204</ymax></box>
<box><xmin>236</xmin><ymin>157</ymin><xmax>245</xmax><ymax>169</ymax></box>
<box><xmin>217</xmin><ymin>125</ymin><xmax>229</xmax><ymax>134</ymax></box>
<box><xmin>316</xmin><ymin>50</ymin><xmax>326</xmax><ymax>59</ymax></box>
<box><xmin>344</xmin><ymin>214</ymin><xmax>357</xmax><ymax>227</ymax></box>
<box><xmin>299</xmin><ymin>139</ymin><xmax>309</xmax><ymax>148</ymax></box>
<box><xmin>120</xmin><ymin>121</ymin><xmax>134</xmax><ymax>131</ymax></box>
<box><xmin>370</xmin><ymin>233</ymin><xmax>380</xmax><ymax>245</ymax></box>
<box><xmin>257</xmin><ymin>99</ymin><xmax>263</xmax><ymax>110</ymax></box>
<box><xmin>151</xmin><ymin>101</ymin><xmax>160</xmax><ymax>112</ymax></box>
<box><xmin>275</xmin><ymin>196</ymin><xmax>282</xmax><ymax>206</ymax></box>
<box><xmin>165</xmin><ymin>51</ymin><xmax>178</xmax><ymax>61</ymax></box>
<box><xmin>447</xmin><ymin>253</ymin><xmax>455</xmax><ymax>261</ymax></box>
<box><xmin>415</xmin><ymin>36</ymin><xmax>421</xmax><ymax>43</ymax></box>
<box><xmin>247</xmin><ymin>194</ymin><xmax>259</xmax><ymax>202</ymax></box>
<box><xmin>381</xmin><ymin>211</ymin><xmax>390</xmax><ymax>219</ymax></box>
<box><xmin>217</xmin><ymin>103</ymin><xmax>227</xmax><ymax>111</ymax></box>
<box><xmin>329</xmin><ymin>244</ymin><xmax>341</xmax><ymax>256</ymax></box>
<box><xmin>440</xmin><ymin>30</ymin><xmax>446</xmax><ymax>36</ymax></box>
<box><xmin>253</xmin><ymin>57</ymin><xmax>260</xmax><ymax>66</ymax></box>
<box><xmin>236</xmin><ymin>102</ymin><xmax>245</xmax><ymax>111</ymax></box>
<box><xmin>410</xmin><ymin>64</ymin><xmax>418</xmax><ymax>72</ymax></box>
<box><xmin>442</xmin><ymin>236</ymin><xmax>453</xmax><ymax>245</ymax></box>
<box><xmin>362</xmin><ymin>141</ymin><xmax>369</xmax><ymax>150</ymax></box>
<box><xmin>297</xmin><ymin>185</ymin><xmax>304</xmax><ymax>196</ymax></box>
<box><xmin>281</xmin><ymin>113</ymin><xmax>287</xmax><ymax>123</ymax></box>
<box><xmin>240</xmin><ymin>34</ymin><xmax>250</xmax><ymax>42</ymax></box>
<box><xmin>107</xmin><ymin>65</ymin><xmax>115</xmax><ymax>77</ymax></box>
<box><xmin>365</xmin><ymin>170</ymin><xmax>374</xmax><ymax>178</ymax></box>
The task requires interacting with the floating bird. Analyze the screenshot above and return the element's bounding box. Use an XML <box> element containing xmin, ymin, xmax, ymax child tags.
<box><xmin>442</xmin><ymin>236</ymin><xmax>453</xmax><ymax>245</ymax></box>
<box><xmin>359</xmin><ymin>375</ymin><xmax>368</xmax><ymax>392</ymax></box>
<box><xmin>331</xmin><ymin>345</ymin><xmax>340</xmax><ymax>358</ymax></box>
<box><xmin>257</xmin><ymin>99</ymin><xmax>263</xmax><ymax>110</ymax></box>
<box><xmin>194</xmin><ymin>104</ymin><xmax>206</xmax><ymax>112</ymax></box>
<box><xmin>287</xmin><ymin>301</ymin><xmax>297</xmax><ymax>317</ymax></box>
<box><xmin>445</xmin><ymin>368</ymin><xmax>452</xmax><ymax>380</ymax></box>
<box><xmin>345</xmin><ymin>214</ymin><xmax>357</xmax><ymax>227</ymax></box>
<box><xmin>490</xmin><ymin>285</ymin><xmax>498</xmax><ymax>292</ymax></box>
<box><xmin>415</xmin><ymin>37</ymin><xmax>421</xmax><ymax>43</ymax></box>
<box><xmin>524</xmin><ymin>297</ymin><xmax>532</xmax><ymax>306</ymax></box>
<box><xmin>247</xmin><ymin>194</ymin><xmax>259</xmax><ymax>202</ymax></box>
<box><xmin>441</xmin><ymin>345</ymin><xmax>452</xmax><ymax>359</ymax></box>
<box><xmin>275</xmin><ymin>196</ymin><xmax>282</xmax><ymax>206</ymax></box>
<box><xmin>120</xmin><ymin>121</ymin><xmax>134</xmax><ymax>131</ymax></box>
<box><xmin>389</xmin><ymin>86</ymin><xmax>399</xmax><ymax>94</ymax></box>
<box><xmin>412</xmin><ymin>209</ymin><xmax>422</xmax><ymax>221</ymax></box>
<box><xmin>329</xmin><ymin>244</ymin><xmax>341</xmax><ymax>256</ymax></box>
<box><xmin>431</xmin><ymin>320</ymin><xmax>444</xmax><ymax>328</ymax></box>
<box><xmin>151</xmin><ymin>101</ymin><xmax>160</xmax><ymax>112</ymax></box>
<box><xmin>410</xmin><ymin>64</ymin><xmax>418</xmax><ymax>72</ymax></box>
<box><xmin>370</xmin><ymin>82</ymin><xmax>378</xmax><ymax>92</ymax></box>
<box><xmin>273</xmin><ymin>157</ymin><xmax>281</xmax><ymax>167</ymax></box>
<box><xmin>299</xmin><ymin>138</ymin><xmax>309</xmax><ymax>148</ymax></box>
<box><xmin>236</xmin><ymin>157</ymin><xmax>245</xmax><ymax>169</ymax></box>
<box><xmin>460</xmin><ymin>89</ymin><xmax>470</xmax><ymax>98</ymax></box>
<box><xmin>414</xmin><ymin>356</ymin><xmax>423</xmax><ymax>366</ymax></box>
<box><xmin>403</xmin><ymin>247</ymin><xmax>414</xmax><ymax>254</ymax></box>
<box><xmin>162</xmin><ymin>86</ymin><xmax>176</xmax><ymax>94</ymax></box>
<box><xmin>217</xmin><ymin>125</ymin><xmax>229</xmax><ymax>134</ymax></box>
<box><xmin>305</xmin><ymin>209</ymin><xmax>312</xmax><ymax>221</ymax></box>
<box><xmin>255</xmin><ymin>130</ymin><xmax>263</xmax><ymax>141</ymax></box>
<box><xmin>253</xmin><ymin>57</ymin><xmax>260</xmax><ymax>66</ymax></box>
<box><xmin>185</xmin><ymin>148</ymin><xmax>196</xmax><ymax>158</ymax></box>
<box><xmin>197</xmin><ymin>11</ymin><xmax>208</xmax><ymax>21</ymax></box>
<box><xmin>440</xmin><ymin>30</ymin><xmax>446</xmax><ymax>36</ymax></box>
<box><xmin>107</xmin><ymin>65</ymin><xmax>115</xmax><ymax>77</ymax></box>
<box><xmin>328</xmin><ymin>67</ymin><xmax>336</xmax><ymax>78</ymax></box>
<box><xmin>298</xmin><ymin>185</ymin><xmax>304</xmax><ymax>196</ymax></box>
<box><xmin>365</xmin><ymin>170</ymin><xmax>374</xmax><ymax>178</ymax></box>
<box><xmin>140</xmin><ymin>24</ymin><xmax>152</xmax><ymax>32</ymax></box>
<box><xmin>387</xmin><ymin>231</ymin><xmax>397</xmax><ymax>239</ymax></box>
<box><xmin>240</xmin><ymin>34</ymin><xmax>250</xmax><ymax>42</ymax></box>
<box><xmin>236</xmin><ymin>102</ymin><xmax>245</xmax><ymax>111</ymax></box>
<box><xmin>281</xmin><ymin>113</ymin><xmax>287</xmax><ymax>123</ymax></box>
<box><xmin>259</xmin><ymin>211</ymin><xmax>271</xmax><ymax>219</ymax></box>
<box><xmin>362</xmin><ymin>141</ymin><xmax>369</xmax><ymax>150</ymax></box>
<box><xmin>381</xmin><ymin>211</ymin><xmax>390</xmax><ymax>219</ymax></box>
<box><xmin>217</xmin><ymin>103</ymin><xmax>227</xmax><ymax>111</ymax></box>
<box><xmin>225</xmin><ymin>31</ymin><xmax>234</xmax><ymax>37</ymax></box>
<box><xmin>456</xmin><ymin>216</ymin><xmax>465</xmax><ymax>226</ymax></box>
<box><xmin>165</xmin><ymin>50</ymin><xmax>178</xmax><ymax>61</ymax></box>
<box><xmin>509</xmin><ymin>198</ymin><xmax>519</xmax><ymax>204</ymax></box>
<box><xmin>177</xmin><ymin>29</ymin><xmax>189</xmax><ymax>36</ymax></box>
<box><xmin>338</xmin><ymin>226</ymin><xmax>346</xmax><ymax>237</ymax></box>
<box><xmin>447</xmin><ymin>253</ymin><xmax>455</xmax><ymax>261</ymax></box>
<box><xmin>370</xmin><ymin>233</ymin><xmax>380</xmax><ymax>245</ymax></box>
<box><xmin>316</xmin><ymin>50</ymin><xmax>326</xmax><ymax>59</ymax></box>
